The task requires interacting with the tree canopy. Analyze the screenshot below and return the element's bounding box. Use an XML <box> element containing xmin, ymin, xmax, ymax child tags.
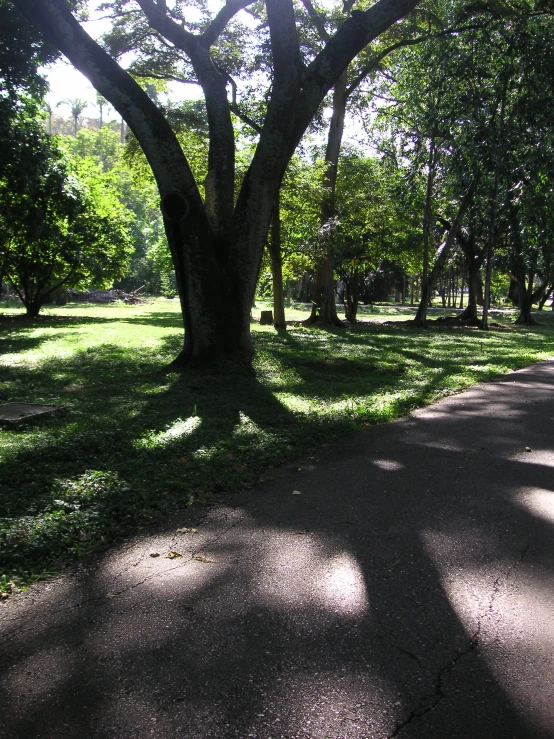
<box><xmin>0</xmin><ymin>99</ymin><xmax>133</xmax><ymax>316</ymax></box>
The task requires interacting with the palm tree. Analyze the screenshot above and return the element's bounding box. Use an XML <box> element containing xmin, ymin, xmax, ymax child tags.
<box><xmin>96</xmin><ymin>93</ymin><xmax>109</xmax><ymax>127</ymax></box>
<box><xmin>57</xmin><ymin>98</ymin><xmax>88</xmax><ymax>136</ymax></box>
<box><xmin>43</xmin><ymin>102</ymin><xmax>53</xmax><ymax>134</ymax></box>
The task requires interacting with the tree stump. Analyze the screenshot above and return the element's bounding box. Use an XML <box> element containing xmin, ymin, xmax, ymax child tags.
<box><xmin>260</xmin><ymin>310</ymin><xmax>274</xmax><ymax>325</ymax></box>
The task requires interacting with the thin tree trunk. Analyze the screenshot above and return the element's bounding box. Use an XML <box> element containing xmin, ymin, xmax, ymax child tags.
<box><xmin>413</xmin><ymin>138</ymin><xmax>436</xmax><ymax>326</ymax></box>
<box><xmin>305</xmin><ymin>71</ymin><xmax>347</xmax><ymax>328</ymax></box>
<box><xmin>538</xmin><ymin>285</ymin><xmax>553</xmax><ymax>311</ymax></box>
<box><xmin>268</xmin><ymin>192</ymin><xmax>286</xmax><ymax>330</ymax></box>
<box><xmin>481</xmin><ymin>80</ymin><xmax>509</xmax><ymax>331</ymax></box>
<box><xmin>480</xmin><ymin>178</ymin><xmax>497</xmax><ymax>331</ymax></box>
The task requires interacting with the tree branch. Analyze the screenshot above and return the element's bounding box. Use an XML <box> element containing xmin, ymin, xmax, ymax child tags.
<box><xmin>11</xmin><ymin>0</ymin><xmax>203</xmax><ymax>209</ymax></box>
<box><xmin>266</xmin><ymin>0</ymin><xmax>304</xmax><ymax>88</ymax></box>
<box><xmin>215</xmin><ymin>64</ymin><xmax>263</xmax><ymax>134</ymax></box>
<box><xmin>346</xmin><ymin>24</ymin><xmax>488</xmax><ymax>98</ymax></box>
<box><xmin>131</xmin><ymin>70</ymin><xmax>200</xmax><ymax>86</ymax></box>
<box><xmin>291</xmin><ymin>0</ymin><xmax>422</xmax><ymax>147</ymax></box>
<box><xmin>201</xmin><ymin>0</ymin><xmax>256</xmax><ymax>47</ymax></box>
<box><xmin>300</xmin><ymin>0</ymin><xmax>330</xmax><ymax>41</ymax></box>
<box><xmin>136</xmin><ymin>0</ymin><xmax>237</xmax><ymax>234</ymax></box>
<box><xmin>135</xmin><ymin>0</ymin><xmax>197</xmax><ymax>55</ymax></box>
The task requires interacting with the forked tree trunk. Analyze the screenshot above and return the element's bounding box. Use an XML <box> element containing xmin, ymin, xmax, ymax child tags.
<box><xmin>414</xmin><ymin>179</ymin><xmax>476</xmax><ymax>326</ymax></box>
<box><xmin>164</xmin><ymin>184</ymin><xmax>278</xmax><ymax>365</ymax></box>
<box><xmin>514</xmin><ymin>283</ymin><xmax>539</xmax><ymax>325</ymax></box>
<box><xmin>439</xmin><ymin>214</ymin><xmax>483</xmax><ymax>324</ymax></box>
<box><xmin>457</xmin><ymin>257</ymin><xmax>482</xmax><ymax>323</ymax></box>
<box><xmin>24</xmin><ymin>299</ymin><xmax>41</xmax><ymax>318</ymax></box>
<box><xmin>513</xmin><ymin>269</ymin><xmax>540</xmax><ymax>326</ymax></box>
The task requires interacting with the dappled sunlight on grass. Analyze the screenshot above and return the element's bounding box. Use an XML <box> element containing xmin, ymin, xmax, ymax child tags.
<box><xmin>1</xmin><ymin>301</ymin><xmax>554</xmax><ymax>592</ymax></box>
<box><xmin>135</xmin><ymin>415</ymin><xmax>202</xmax><ymax>450</ymax></box>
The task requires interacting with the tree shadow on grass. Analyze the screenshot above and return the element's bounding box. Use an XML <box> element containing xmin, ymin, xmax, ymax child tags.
<box><xmin>0</xmin><ymin>337</ymin><xmax>307</xmax><ymax>574</ymax></box>
<box><xmin>253</xmin><ymin>326</ymin><xmax>524</xmax><ymax>414</ymax></box>
<box><xmin>1</xmin><ymin>363</ymin><xmax>554</xmax><ymax>737</ymax></box>
<box><xmin>2</xmin><ymin>322</ymin><xmax>554</xmax><ymax>582</ymax></box>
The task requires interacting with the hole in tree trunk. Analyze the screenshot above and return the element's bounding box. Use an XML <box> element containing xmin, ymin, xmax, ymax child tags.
<box><xmin>162</xmin><ymin>192</ymin><xmax>189</xmax><ymax>223</ymax></box>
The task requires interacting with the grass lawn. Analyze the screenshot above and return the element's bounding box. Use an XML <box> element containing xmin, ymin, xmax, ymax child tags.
<box><xmin>1</xmin><ymin>297</ymin><xmax>554</xmax><ymax>595</ymax></box>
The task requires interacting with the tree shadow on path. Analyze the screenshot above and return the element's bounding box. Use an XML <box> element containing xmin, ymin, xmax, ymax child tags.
<box><xmin>2</xmin><ymin>363</ymin><xmax>554</xmax><ymax>737</ymax></box>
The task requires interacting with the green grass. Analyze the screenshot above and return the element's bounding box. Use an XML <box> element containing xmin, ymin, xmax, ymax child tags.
<box><xmin>1</xmin><ymin>298</ymin><xmax>554</xmax><ymax>595</ymax></box>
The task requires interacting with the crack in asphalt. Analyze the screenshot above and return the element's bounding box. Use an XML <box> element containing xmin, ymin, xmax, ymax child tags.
<box><xmin>388</xmin><ymin>543</ymin><xmax>530</xmax><ymax>738</ymax></box>
<box><xmin>388</xmin><ymin>627</ymin><xmax>481</xmax><ymax>738</ymax></box>
<box><xmin>0</xmin><ymin>512</ymin><xmax>248</xmax><ymax>647</ymax></box>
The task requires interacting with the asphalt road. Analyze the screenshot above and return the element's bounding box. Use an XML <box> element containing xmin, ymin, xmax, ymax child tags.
<box><xmin>2</xmin><ymin>359</ymin><xmax>554</xmax><ymax>739</ymax></box>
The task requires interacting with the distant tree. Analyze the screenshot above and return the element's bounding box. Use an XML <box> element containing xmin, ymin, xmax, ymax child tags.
<box><xmin>57</xmin><ymin>97</ymin><xmax>88</xmax><ymax>136</ymax></box>
<box><xmin>333</xmin><ymin>152</ymin><xmax>421</xmax><ymax>321</ymax></box>
<box><xmin>96</xmin><ymin>92</ymin><xmax>109</xmax><ymax>127</ymax></box>
<box><xmin>0</xmin><ymin>103</ymin><xmax>132</xmax><ymax>317</ymax></box>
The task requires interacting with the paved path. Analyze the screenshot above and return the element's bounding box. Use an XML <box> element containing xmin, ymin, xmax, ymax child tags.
<box><xmin>2</xmin><ymin>360</ymin><xmax>554</xmax><ymax>738</ymax></box>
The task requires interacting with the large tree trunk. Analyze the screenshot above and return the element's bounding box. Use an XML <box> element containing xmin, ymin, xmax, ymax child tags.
<box><xmin>344</xmin><ymin>273</ymin><xmax>361</xmax><ymax>323</ymax></box>
<box><xmin>457</xmin><ymin>257</ymin><xmax>482</xmax><ymax>323</ymax></box>
<box><xmin>514</xmin><ymin>274</ymin><xmax>539</xmax><ymax>325</ymax></box>
<box><xmin>307</xmin><ymin>255</ymin><xmax>342</xmax><ymax>326</ymax></box>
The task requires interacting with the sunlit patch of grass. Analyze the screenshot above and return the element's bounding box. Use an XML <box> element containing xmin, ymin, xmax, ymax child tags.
<box><xmin>1</xmin><ymin>300</ymin><xmax>554</xmax><ymax>593</ymax></box>
<box><xmin>135</xmin><ymin>415</ymin><xmax>202</xmax><ymax>449</ymax></box>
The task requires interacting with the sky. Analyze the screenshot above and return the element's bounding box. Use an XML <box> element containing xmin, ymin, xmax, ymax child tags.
<box><xmin>43</xmin><ymin>6</ymin><xmax>116</xmax><ymax>119</ymax></box>
<box><xmin>42</xmin><ymin>0</ymin><xmax>206</xmax><ymax>120</ymax></box>
<box><xmin>42</xmin><ymin>1</ymin><xmax>350</xmax><ymax>146</ymax></box>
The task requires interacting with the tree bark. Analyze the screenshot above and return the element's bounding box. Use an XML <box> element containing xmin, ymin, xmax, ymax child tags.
<box><xmin>344</xmin><ymin>272</ymin><xmax>361</xmax><ymax>323</ymax></box>
<box><xmin>458</xmin><ymin>256</ymin><xmax>482</xmax><ymax>323</ymax></box>
<box><xmin>514</xmin><ymin>276</ymin><xmax>539</xmax><ymax>325</ymax></box>
<box><xmin>507</xmin><ymin>195</ymin><xmax>540</xmax><ymax>327</ymax></box>
<box><xmin>538</xmin><ymin>285</ymin><xmax>553</xmax><ymax>311</ymax></box>
<box><xmin>438</xmin><ymin>214</ymin><xmax>483</xmax><ymax>324</ymax></box>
